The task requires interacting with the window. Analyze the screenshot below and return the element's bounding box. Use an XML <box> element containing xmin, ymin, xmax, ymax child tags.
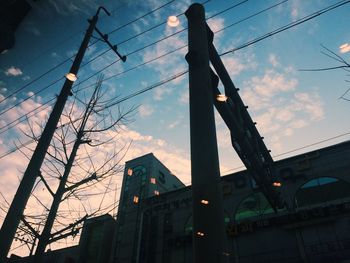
<box><xmin>133</xmin><ymin>196</ymin><xmax>139</xmax><ymax>204</ymax></box>
<box><xmin>127</xmin><ymin>168</ymin><xmax>133</xmax><ymax>176</ymax></box>
<box><xmin>295</xmin><ymin>177</ymin><xmax>350</xmax><ymax>208</ymax></box>
<box><xmin>235</xmin><ymin>192</ymin><xmax>286</xmax><ymax>222</ymax></box>
<box><xmin>158</xmin><ymin>171</ymin><xmax>166</xmax><ymax>184</ymax></box>
<box><xmin>150</xmin><ymin>177</ymin><xmax>156</xmax><ymax>184</ymax></box>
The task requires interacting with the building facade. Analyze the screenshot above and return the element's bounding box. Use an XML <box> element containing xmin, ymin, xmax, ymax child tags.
<box><xmin>9</xmin><ymin>142</ymin><xmax>350</xmax><ymax>262</ymax></box>
<box><xmin>112</xmin><ymin>141</ymin><xmax>350</xmax><ymax>263</ymax></box>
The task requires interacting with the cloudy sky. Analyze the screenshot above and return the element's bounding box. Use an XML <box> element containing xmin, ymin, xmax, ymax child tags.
<box><xmin>1</xmin><ymin>0</ymin><xmax>350</xmax><ymax>256</ymax></box>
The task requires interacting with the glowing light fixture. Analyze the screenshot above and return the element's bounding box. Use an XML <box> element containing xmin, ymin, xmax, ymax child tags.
<box><xmin>339</xmin><ymin>43</ymin><xmax>350</xmax><ymax>53</ymax></box>
<box><xmin>200</xmin><ymin>199</ymin><xmax>209</xmax><ymax>205</ymax></box>
<box><xmin>273</xmin><ymin>181</ymin><xmax>282</xmax><ymax>187</ymax></box>
<box><xmin>167</xmin><ymin>16</ymin><xmax>180</xmax><ymax>27</ymax></box>
<box><xmin>127</xmin><ymin>168</ymin><xmax>133</xmax><ymax>176</ymax></box>
<box><xmin>216</xmin><ymin>94</ymin><xmax>228</xmax><ymax>102</ymax></box>
<box><xmin>65</xmin><ymin>73</ymin><xmax>77</xmax><ymax>82</ymax></box>
<box><xmin>196</xmin><ymin>231</ymin><xmax>205</xmax><ymax>237</ymax></box>
<box><xmin>133</xmin><ymin>196</ymin><xmax>139</xmax><ymax>204</ymax></box>
<box><xmin>150</xmin><ymin>177</ymin><xmax>156</xmax><ymax>184</ymax></box>
<box><xmin>154</xmin><ymin>190</ymin><xmax>160</xmax><ymax>196</ymax></box>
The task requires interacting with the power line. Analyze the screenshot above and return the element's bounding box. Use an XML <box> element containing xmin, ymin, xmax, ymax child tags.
<box><xmin>0</xmin><ymin>70</ymin><xmax>188</xmax><ymax>160</ymax></box>
<box><xmin>221</xmin><ymin>131</ymin><xmax>350</xmax><ymax>174</ymax></box>
<box><xmin>220</xmin><ymin>0</ymin><xmax>350</xmax><ymax>56</ymax></box>
<box><xmin>0</xmin><ymin>0</ymin><xmax>214</xmax><ymax>121</ymax></box>
<box><xmin>0</xmin><ymin>0</ymin><xmax>181</xmax><ymax>106</ymax></box>
<box><xmin>0</xmin><ymin>98</ymin><xmax>55</xmax><ymax>135</ymax></box>
<box><xmin>0</xmin><ymin>0</ymin><xmax>347</xmax><ymax>142</ymax></box>
<box><xmin>74</xmin><ymin>0</ymin><xmax>289</xmax><ymax>93</ymax></box>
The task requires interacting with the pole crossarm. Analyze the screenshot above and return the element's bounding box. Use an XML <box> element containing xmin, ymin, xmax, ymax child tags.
<box><xmin>206</xmin><ymin>26</ymin><xmax>285</xmax><ymax>210</ymax></box>
<box><xmin>93</xmin><ymin>26</ymin><xmax>127</xmax><ymax>62</ymax></box>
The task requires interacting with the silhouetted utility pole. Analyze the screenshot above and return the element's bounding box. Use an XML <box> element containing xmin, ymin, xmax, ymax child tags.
<box><xmin>0</xmin><ymin>7</ymin><xmax>126</xmax><ymax>261</ymax></box>
<box><xmin>185</xmin><ymin>4</ymin><xmax>229</xmax><ymax>263</ymax></box>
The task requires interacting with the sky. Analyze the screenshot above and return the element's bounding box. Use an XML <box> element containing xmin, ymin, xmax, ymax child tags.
<box><xmin>0</xmin><ymin>0</ymin><xmax>350</xmax><ymax>256</ymax></box>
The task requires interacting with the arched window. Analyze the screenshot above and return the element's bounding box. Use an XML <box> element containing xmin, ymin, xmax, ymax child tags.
<box><xmin>235</xmin><ymin>192</ymin><xmax>285</xmax><ymax>222</ymax></box>
<box><xmin>295</xmin><ymin>177</ymin><xmax>350</xmax><ymax>208</ymax></box>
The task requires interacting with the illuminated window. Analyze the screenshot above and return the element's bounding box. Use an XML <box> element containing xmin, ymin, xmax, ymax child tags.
<box><xmin>154</xmin><ymin>190</ymin><xmax>160</xmax><ymax>196</ymax></box>
<box><xmin>133</xmin><ymin>196</ymin><xmax>139</xmax><ymax>204</ymax></box>
<box><xmin>127</xmin><ymin>168</ymin><xmax>133</xmax><ymax>176</ymax></box>
<box><xmin>150</xmin><ymin>178</ymin><xmax>156</xmax><ymax>184</ymax></box>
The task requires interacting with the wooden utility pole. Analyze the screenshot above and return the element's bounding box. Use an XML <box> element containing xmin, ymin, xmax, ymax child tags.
<box><xmin>0</xmin><ymin>7</ymin><xmax>121</xmax><ymax>261</ymax></box>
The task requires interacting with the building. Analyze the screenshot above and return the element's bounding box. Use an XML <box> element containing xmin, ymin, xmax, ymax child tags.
<box><xmin>111</xmin><ymin>141</ymin><xmax>350</xmax><ymax>263</ymax></box>
<box><xmin>111</xmin><ymin>153</ymin><xmax>186</xmax><ymax>262</ymax></box>
<box><xmin>9</xmin><ymin>141</ymin><xmax>350</xmax><ymax>262</ymax></box>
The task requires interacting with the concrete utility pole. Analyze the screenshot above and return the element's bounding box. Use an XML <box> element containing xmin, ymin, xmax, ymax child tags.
<box><xmin>185</xmin><ymin>4</ymin><xmax>228</xmax><ymax>263</ymax></box>
<box><xmin>0</xmin><ymin>7</ymin><xmax>112</xmax><ymax>261</ymax></box>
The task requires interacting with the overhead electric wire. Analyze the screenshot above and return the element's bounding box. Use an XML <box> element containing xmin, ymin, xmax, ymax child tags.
<box><xmin>222</xmin><ymin>131</ymin><xmax>350</xmax><ymax>174</ymax></box>
<box><xmin>0</xmin><ymin>0</ymin><xmax>347</xmax><ymax>153</ymax></box>
<box><xmin>0</xmin><ymin>98</ymin><xmax>56</xmax><ymax>135</ymax></box>
<box><xmin>11</xmin><ymin>1</ymin><xmax>128</xmax><ymax>73</ymax></box>
<box><xmin>74</xmin><ymin>0</ymin><xmax>288</xmax><ymax>93</ymax></box>
<box><xmin>107</xmin><ymin>0</ymin><xmax>177</xmax><ymax>35</ymax></box>
<box><xmin>220</xmin><ymin>0</ymin><xmax>350</xmax><ymax>56</ymax></box>
<box><xmin>0</xmin><ymin>0</ymin><xmax>214</xmax><ymax>120</ymax></box>
<box><xmin>0</xmin><ymin>0</ymin><xmax>182</xmax><ymax>106</ymax></box>
<box><xmin>53</xmin><ymin>0</ymin><xmax>247</xmax><ymax>93</ymax></box>
<box><xmin>0</xmin><ymin>0</ymin><xmax>214</xmax><ymax>117</ymax></box>
<box><xmin>0</xmin><ymin>0</ymin><xmax>317</xmax><ymax>133</ymax></box>
<box><xmin>0</xmin><ymin>70</ymin><xmax>188</xmax><ymax>160</ymax></box>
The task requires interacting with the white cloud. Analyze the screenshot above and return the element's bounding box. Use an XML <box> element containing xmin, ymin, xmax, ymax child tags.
<box><xmin>139</xmin><ymin>104</ymin><xmax>154</xmax><ymax>117</ymax></box>
<box><xmin>117</xmin><ymin>126</ymin><xmax>191</xmax><ymax>182</ymax></box>
<box><xmin>207</xmin><ymin>17</ymin><xmax>225</xmax><ymax>42</ymax></box>
<box><xmin>241</xmin><ymin>67</ymin><xmax>324</xmax><ymax>154</ymax></box>
<box><xmin>339</xmin><ymin>43</ymin><xmax>350</xmax><ymax>54</ymax></box>
<box><xmin>5</xmin><ymin>66</ymin><xmax>23</xmax><ymax>77</ymax></box>
<box><xmin>253</xmin><ymin>70</ymin><xmax>297</xmax><ymax>97</ymax></box>
<box><xmin>222</xmin><ymin>56</ymin><xmax>249</xmax><ymax>77</ymax></box>
<box><xmin>178</xmin><ymin>88</ymin><xmax>189</xmax><ymax>104</ymax></box>
<box><xmin>153</xmin><ymin>86</ymin><xmax>172</xmax><ymax>101</ymax></box>
<box><xmin>269</xmin><ymin>54</ymin><xmax>279</xmax><ymax>67</ymax></box>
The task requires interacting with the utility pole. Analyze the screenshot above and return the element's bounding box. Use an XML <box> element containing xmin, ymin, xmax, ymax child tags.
<box><xmin>185</xmin><ymin>4</ymin><xmax>228</xmax><ymax>263</ymax></box>
<box><xmin>185</xmin><ymin>3</ymin><xmax>285</xmax><ymax>261</ymax></box>
<box><xmin>0</xmin><ymin>7</ymin><xmax>125</xmax><ymax>261</ymax></box>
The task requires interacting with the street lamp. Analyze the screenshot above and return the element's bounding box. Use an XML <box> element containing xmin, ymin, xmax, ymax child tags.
<box><xmin>65</xmin><ymin>73</ymin><xmax>77</xmax><ymax>82</ymax></box>
<box><xmin>167</xmin><ymin>16</ymin><xmax>180</xmax><ymax>27</ymax></box>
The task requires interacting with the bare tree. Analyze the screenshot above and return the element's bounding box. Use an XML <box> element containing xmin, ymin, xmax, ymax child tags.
<box><xmin>14</xmin><ymin>75</ymin><xmax>135</xmax><ymax>260</ymax></box>
<box><xmin>300</xmin><ymin>44</ymin><xmax>350</xmax><ymax>101</ymax></box>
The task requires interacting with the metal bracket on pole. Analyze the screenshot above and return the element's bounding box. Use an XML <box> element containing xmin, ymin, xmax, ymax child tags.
<box><xmin>93</xmin><ymin>26</ymin><xmax>127</xmax><ymax>62</ymax></box>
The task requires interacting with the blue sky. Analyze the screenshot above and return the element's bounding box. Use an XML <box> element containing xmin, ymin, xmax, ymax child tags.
<box><xmin>0</xmin><ymin>0</ymin><xmax>350</xmax><ymax>255</ymax></box>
